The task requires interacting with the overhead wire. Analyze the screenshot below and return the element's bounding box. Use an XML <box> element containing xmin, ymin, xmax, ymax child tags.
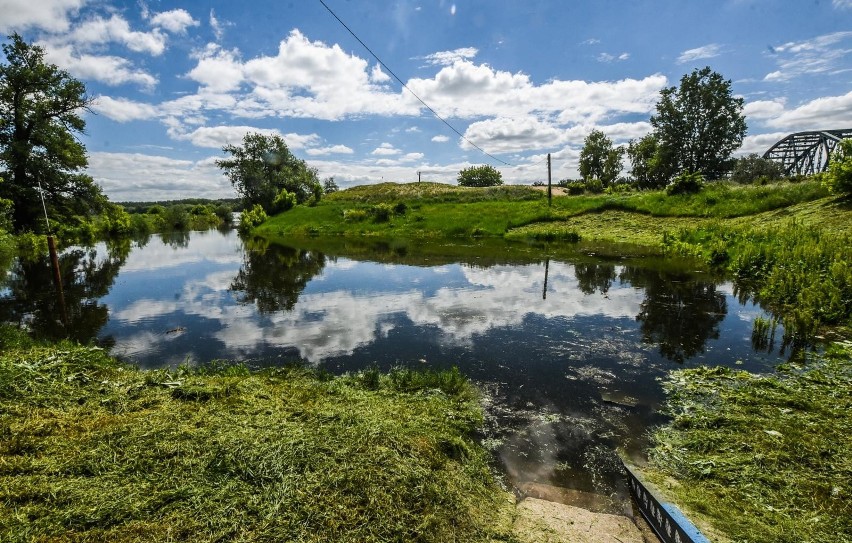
<box><xmin>316</xmin><ymin>0</ymin><xmax>514</xmax><ymax>167</ymax></box>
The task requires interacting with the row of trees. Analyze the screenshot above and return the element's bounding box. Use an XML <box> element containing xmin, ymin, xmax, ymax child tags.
<box><xmin>579</xmin><ymin>67</ymin><xmax>756</xmax><ymax>189</ymax></box>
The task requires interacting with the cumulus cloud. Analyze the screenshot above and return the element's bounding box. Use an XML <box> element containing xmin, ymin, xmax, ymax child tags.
<box><xmin>234</xmin><ymin>30</ymin><xmax>414</xmax><ymax>120</ymax></box>
<box><xmin>743</xmin><ymin>99</ymin><xmax>787</xmax><ymax>120</ymax></box>
<box><xmin>677</xmin><ymin>43</ymin><xmax>723</xmax><ymax>64</ymax></box>
<box><xmin>432</xmin><ymin>135</ymin><xmax>450</xmax><ymax>143</ymax></box>
<box><xmin>305</xmin><ymin>145</ymin><xmax>355</xmax><ymax>156</ymax></box>
<box><xmin>462</xmin><ymin>117</ymin><xmax>567</xmax><ymax>153</ymax></box>
<box><xmin>171</xmin><ymin>125</ymin><xmax>321</xmax><ymax>150</ymax></box>
<box><xmin>68</xmin><ymin>14</ymin><xmax>166</xmax><ymax>55</ymax></box>
<box><xmin>764</xmin><ymin>31</ymin><xmax>852</xmax><ymax>82</ymax></box>
<box><xmin>92</xmin><ymin>96</ymin><xmax>160</xmax><ymax>122</ymax></box>
<box><xmin>41</xmin><ymin>42</ymin><xmax>158</xmax><ymax>88</ymax></box>
<box><xmin>763</xmin><ymin>91</ymin><xmax>852</xmax><ymax>130</ymax></box>
<box><xmin>88</xmin><ymin>152</ymin><xmax>232</xmax><ymax>201</ymax></box>
<box><xmin>371</xmin><ymin>143</ymin><xmax>402</xmax><ymax>156</ymax></box>
<box><xmin>150</xmin><ymin>9</ymin><xmax>199</xmax><ymax>34</ymax></box>
<box><xmin>186</xmin><ymin>44</ymin><xmax>244</xmax><ymax>92</ymax></box>
<box><xmin>0</xmin><ymin>0</ymin><xmax>85</xmax><ymax>33</ymax></box>
<box><xmin>408</xmin><ymin>61</ymin><xmax>666</xmax><ymax>123</ymax></box>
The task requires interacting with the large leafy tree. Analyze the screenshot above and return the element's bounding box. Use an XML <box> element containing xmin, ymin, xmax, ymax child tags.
<box><xmin>0</xmin><ymin>33</ymin><xmax>103</xmax><ymax>231</ymax></box>
<box><xmin>216</xmin><ymin>132</ymin><xmax>321</xmax><ymax>214</ymax></box>
<box><xmin>457</xmin><ymin>164</ymin><xmax>503</xmax><ymax>187</ymax></box>
<box><xmin>626</xmin><ymin>134</ymin><xmax>670</xmax><ymax>189</ymax></box>
<box><xmin>578</xmin><ymin>129</ymin><xmax>623</xmax><ymax>186</ymax></box>
<box><xmin>650</xmin><ymin>67</ymin><xmax>746</xmax><ymax>181</ymax></box>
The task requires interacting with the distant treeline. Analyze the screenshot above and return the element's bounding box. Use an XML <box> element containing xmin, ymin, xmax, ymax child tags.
<box><xmin>118</xmin><ymin>198</ymin><xmax>243</xmax><ymax>214</ymax></box>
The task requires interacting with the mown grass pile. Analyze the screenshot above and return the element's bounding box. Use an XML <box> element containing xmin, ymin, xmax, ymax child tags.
<box><xmin>0</xmin><ymin>328</ymin><xmax>516</xmax><ymax>543</ymax></box>
<box><xmin>648</xmin><ymin>342</ymin><xmax>852</xmax><ymax>543</ymax></box>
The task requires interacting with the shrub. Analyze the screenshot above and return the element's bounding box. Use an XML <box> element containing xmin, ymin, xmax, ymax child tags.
<box><xmin>272</xmin><ymin>188</ymin><xmax>297</xmax><ymax>213</ymax></box>
<box><xmin>214</xmin><ymin>204</ymin><xmax>233</xmax><ymax>224</ymax></box>
<box><xmin>730</xmin><ymin>154</ymin><xmax>785</xmax><ymax>184</ymax></box>
<box><xmin>564</xmin><ymin>181</ymin><xmax>585</xmax><ymax>195</ymax></box>
<box><xmin>162</xmin><ymin>205</ymin><xmax>190</xmax><ymax>230</ymax></box>
<box><xmin>238</xmin><ymin>204</ymin><xmax>268</xmax><ymax>233</ymax></box>
<box><xmin>343</xmin><ymin>209</ymin><xmax>368</xmax><ymax>222</ymax></box>
<box><xmin>584</xmin><ymin>178</ymin><xmax>604</xmax><ymax>194</ymax></box>
<box><xmin>824</xmin><ymin>139</ymin><xmax>852</xmax><ymax>197</ymax></box>
<box><xmin>370</xmin><ymin>203</ymin><xmax>394</xmax><ymax>223</ymax></box>
<box><xmin>457</xmin><ymin>165</ymin><xmax>503</xmax><ymax>187</ymax></box>
<box><xmin>666</xmin><ymin>171</ymin><xmax>705</xmax><ymax>195</ymax></box>
<box><xmin>393</xmin><ymin>202</ymin><xmax>408</xmax><ymax>215</ymax></box>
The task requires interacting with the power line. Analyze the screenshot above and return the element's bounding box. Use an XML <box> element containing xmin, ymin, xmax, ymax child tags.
<box><xmin>317</xmin><ymin>0</ymin><xmax>513</xmax><ymax>167</ymax></box>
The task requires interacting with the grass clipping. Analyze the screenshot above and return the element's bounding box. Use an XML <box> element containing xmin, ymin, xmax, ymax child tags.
<box><xmin>0</xmin><ymin>341</ymin><xmax>515</xmax><ymax>542</ymax></box>
<box><xmin>648</xmin><ymin>343</ymin><xmax>852</xmax><ymax>543</ymax></box>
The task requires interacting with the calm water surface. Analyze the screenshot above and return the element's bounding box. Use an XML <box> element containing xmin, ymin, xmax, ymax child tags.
<box><xmin>1</xmin><ymin>229</ymin><xmax>790</xmax><ymax>509</ymax></box>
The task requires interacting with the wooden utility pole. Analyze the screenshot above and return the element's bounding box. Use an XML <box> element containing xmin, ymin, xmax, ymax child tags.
<box><xmin>38</xmin><ymin>180</ymin><xmax>68</xmax><ymax>326</ymax></box>
<box><xmin>547</xmin><ymin>153</ymin><xmax>552</xmax><ymax>206</ymax></box>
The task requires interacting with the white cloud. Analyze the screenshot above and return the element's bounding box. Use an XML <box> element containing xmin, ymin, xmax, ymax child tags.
<box><xmin>737</xmin><ymin>132</ymin><xmax>789</xmax><ymax>156</ymax></box>
<box><xmin>763</xmin><ymin>91</ymin><xmax>852</xmax><ymax>131</ymax></box>
<box><xmin>743</xmin><ymin>99</ymin><xmax>786</xmax><ymax>120</ymax></box>
<box><xmin>462</xmin><ymin>117</ymin><xmax>567</xmax><ymax>153</ymax></box>
<box><xmin>677</xmin><ymin>43</ymin><xmax>722</xmax><ymax>64</ymax></box>
<box><xmin>408</xmin><ymin>63</ymin><xmax>666</xmax><ymax>123</ymax></box>
<box><xmin>92</xmin><ymin>96</ymin><xmax>159</xmax><ymax>122</ymax></box>
<box><xmin>370</xmin><ymin>63</ymin><xmax>391</xmax><ymax>83</ymax></box>
<box><xmin>236</xmin><ymin>30</ymin><xmax>414</xmax><ymax>120</ymax></box>
<box><xmin>68</xmin><ymin>14</ymin><xmax>166</xmax><ymax>55</ymax></box>
<box><xmin>834</xmin><ymin>0</ymin><xmax>852</xmax><ymax>8</ymax></box>
<box><xmin>88</xmin><ymin>152</ymin><xmax>232</xmax><ymax>201</ymax></box>
<box><xmin>432</xmin><ymin>135</ymin><xmax>450</xmax><ymax>143</ymax></box>
<box><xmin>421</xmin><ymin>47</ymin><xmax>478</xmax><ymax>66</ymax></box>
<box><xmin>150</xmin><ymin>9</ymin><xmax>199</xmax><ymax>34</ymax></box>
<box><xmin>0</xmin><ymin>0</ymin><xmax>84</xmax><ymax>33</ymax></box>
<box><xmin>171</xmin><ymin>125</ymin><xmax>321</xmax><ymax>150</ymax></box>
<box><xmin>371</xmin><ymin>143</ymin><xmax>401</xmax><ymax>156</ymax></box>
<box><xmin>41</xmin><ymin>42</ymin><xmax>158</xmax><ymax>88</ymax></box>
<box><xmin>186</xmin><ymin>44</ymin><xmax>244</xmax><ymax>92</ymax></box>
<box><xmin>305</xmin><ymin>145</ymin><xmax>355</xmax><ymax>156</ymax></box>
<box><xmin>764</xmin><ymin>31</ymin><xmax>852</xmax><ymax>82</ymax></box>
<box><xmin>597</xmin><ymin>52</ymin><xmax>630</xmax><ymax>63</ymax></box>
<box><xmin>210</xmin><ymin>8</ymin><xmax>231</xmax><ymax>41</ymax></box>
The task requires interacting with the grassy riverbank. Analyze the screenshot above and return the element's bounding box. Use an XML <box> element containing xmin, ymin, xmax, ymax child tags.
<box><xmin>645</xmin><ymin>342</ymin><xmax>852</xmax><ymax>543</ymax></box>
<box><xmin>0</xmin><ymin>328</ymin><xmax>516</xmax><ymax>542</ymax></box>
<box><xmin>257</xmin><ymin>178</ymin><xmax>849</xmax><ymax>338</ymax></box>
<box><xmin>256</xmin><ymin>180</ymin><xmax>828</xmax><ymax>242</ymax></box>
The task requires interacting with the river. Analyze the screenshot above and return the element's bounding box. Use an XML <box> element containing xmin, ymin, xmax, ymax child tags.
<box><xmin>0</xmin><ymin>228</ymin><xmax>790</xmax><ymax>510</ymax></box>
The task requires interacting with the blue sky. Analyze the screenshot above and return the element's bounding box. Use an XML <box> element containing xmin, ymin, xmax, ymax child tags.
<box><xmin>3</xmin><ymin>0</ymin><xmax>851</xmax><ymax>200</ymax></box>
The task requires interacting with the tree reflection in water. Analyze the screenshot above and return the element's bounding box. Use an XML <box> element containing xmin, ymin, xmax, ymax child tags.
<box><xmin>574</xmin><ymin>263</ymin><xmax>618</xmax><ymax>295</ymax></box>
<box><xmin>230</xmin><ymin>237</ymin><xmax>326</xmax><ymax>314</ymax></box>
<box><xmin>620</xmin><ymin>267</ymin><xmax>727</xmax><ymax>363</ymax></box>
<box><xmin>0</xmin><ymin>238</ymin><xmax>131</xmax><ymax>344</ymax></box>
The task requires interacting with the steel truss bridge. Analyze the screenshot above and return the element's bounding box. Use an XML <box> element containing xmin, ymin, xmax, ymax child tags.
<box><xmin>763</xmin><ymin>129</ymin><xmax>852</xmax><ymax>176</ymax></box>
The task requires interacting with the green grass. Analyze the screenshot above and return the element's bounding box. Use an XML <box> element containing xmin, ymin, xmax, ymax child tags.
<box><xmin>0</xmin><ymin>328</ymin><xmax>517</xmax><ymax>543</ymax></box>
<box><xmin>646</xmin><ymin>342</ymin><xmax>852</xmax><ymax>543</ymax></box>
<box><xmin>256</xmin><ymin>179</ymin><xmax>829</xmax><ymax>243</ymax></box>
